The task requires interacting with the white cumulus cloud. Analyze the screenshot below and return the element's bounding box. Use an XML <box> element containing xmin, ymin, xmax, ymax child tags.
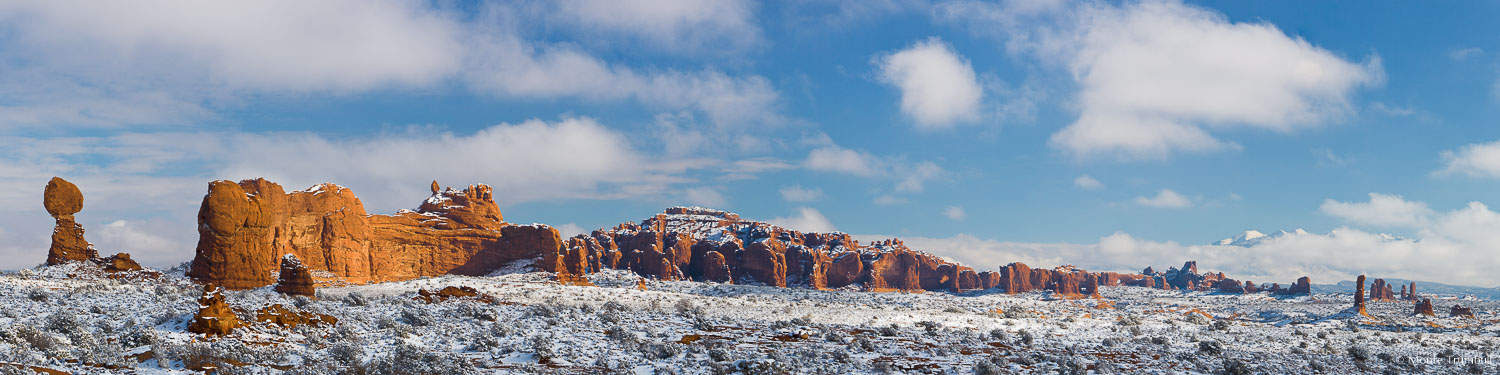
<box><xmin>943</xmin><ymin>206</ymin><xmax>967</xmax><ymax>221</ymax></box>
<box><xmin>1438</xmin><ymin>140</ymin><xmax>1500</xmax><ymax>178</ymax></box>
<box><xmin>779</xmin><ymin>185</ymin><xmax>824</xmax><ymax>202</ymax></box>
<box><xmin>875</xmin><ymin>37</ymin><xmax>984</xmax><ymax>129</ymax></box>
<box><xmin>1073</xmin><ymin>174</ymin><xmax>1105</xmax><ymax>190</ymax></box>
<box><xmin>552</xmin><ymin>0</ymin><xmax>762</xmax><ymax>55</ymax></box>
<box><xmin>1135</xmin><ymin>189</ymin><xmax>1192</xmax><ymax>208</ymax></box>
<box><xmin>1320</xmin><ymin>193</ymin><xmax>1434</xmax><ymax>228</ymax></box>
<box><xmin>768</xmin><ymin>207</ymin><xmax>838</xmax><ymax>233</ymax></box>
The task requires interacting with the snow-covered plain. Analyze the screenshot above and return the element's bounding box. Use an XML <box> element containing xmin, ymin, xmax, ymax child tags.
<box><xmin>1</xmin><ymin>263</ymin><xmax>1497</xmax><ymax>374</ymax></box>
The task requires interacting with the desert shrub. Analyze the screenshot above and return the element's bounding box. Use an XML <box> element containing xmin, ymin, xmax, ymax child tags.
<box><xmin>1219</xmin><ymin>359</ymin><xmax>1251</xmax><ymax>375</ymax></box>
<box><xmin>1118</xmin><ymin>314</ymin><xmax>1143</xmax><ymax>326</ymax></box>
<box><xmin>1018</xmin><ymin>330</ymin><xmax>1035</xmax><ymax>345</ymax></box>
<box><xmin>27</xmin><ymin>289</ymin><xmax>50</xmax><ymax>302</ymax></box>
<box><xmin>342</xmin><ymin>292</ymin><xmax>369</xmax><ymax>307</ymax></box>
<box><xmin>367</xmin><ymin>342</ymin><xmax>476</xmax><ymax>375</ymax></box>
<box><xmin>292</xmin><ymin>295</ymin><xmax>313</xmax><ymax>308</ymax></box>
<box><xmin>988</xmin><ymin>329</ymin><xmax>1008</xmax><ymax>341</ymax></box>
<box><xmin>12</xmin><ymin>325</ymin><xmax>65</xmax><ymax>356</ymax></box>
<box><xmin>1198</xmin><ymin>340</ymin><xmax>1224</xmax><ymax>355</ymax></box>
<box><xmin>1150</xmin><ymin>336</ymin><xmax>1169</xmax><ymax>345</ymax></box>
<box><xmin>1347</xmin><ymin>345</ymin><xmax>1370</xmax><ymax>362</ymax></box>
<box><xmin>1212</xmin><ymin>319</ymin><xmax>1231</xmax><ymax>331</ymax></box>
<box><xmin>916</xmin><ymin>321</ymin><xmax>940</xmax><ymax>335</ymax></box>
<box><xmin>456</xmin><ymin>303</ymin><xmax>496</xmax><ymax>321</ymax></box>
<box><xmin>1002</xmin><ymin>305</ymin><xmax>1032</xmax><ymax>319</ymax></box>
<box><xmin>878</xmin><ymin>324</ymin><xmax>899</xmax><ymax>337</ymax></box>
<box><xmin>399</xmin><ymin>308</ymin><xmax>433</xmax><ymax>327</ymax></box>
<box><xmin>1468</xmin><ymin>361</ymin><xmax>1487</xmax><ymax>374</ymax></box>
<box><xmin>529</xmin><ymin>334</ymin><xmax>555</xmax><ymax>358</ymax></box>
<box><xmin>674</xmin><ymin>299</ymin><xmax>703</xmax><ymax>317</ymax></box>
<box><xmin>1102</xmin><ymin>337</ymin><xmax>1120</xmax><ymax>347</ymax></box>
<box><xmin>734</xmin><ymin>357</ymin><xmax>793</xmax><ymax>375</ymax></box>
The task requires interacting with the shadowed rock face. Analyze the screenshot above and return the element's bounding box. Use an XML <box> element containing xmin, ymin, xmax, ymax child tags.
<box><xmin>188</xmin><ymin>179</ymin><xmax>569</xmax><ymax>289</ymax></box>
<box><xmin>45</xmin><ymin>177</ymin><xmax>96</xmax><ymax>264</ymax></box>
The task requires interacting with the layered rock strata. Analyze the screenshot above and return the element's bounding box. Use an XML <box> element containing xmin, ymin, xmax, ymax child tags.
<box><xmin>44</xmin><ymin>177</ymin><xmax>97</xmax><ymax>264</ymax></box>
<box><xmin>188</xmin><ymin>179</ymin><xmax>570</xmax><ymax>289</ymax></box>
<box><xmin>187</xmin><ymin>284</ymin><xmax>242</xmax><ymax>336</ymax></box>
<box><xmin>561</xmin><ymin>207</ymin><xmax>994</xmax><ymax>293</ymax></box>
<box><xmin>273</xmin><ymin>254</ymin><xmax>316</xmax><ymax>298</ymax></box>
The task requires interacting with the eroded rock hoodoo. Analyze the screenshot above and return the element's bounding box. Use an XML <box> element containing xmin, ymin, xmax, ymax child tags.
<box><xmin>187</xmin><ymin>284</ymin><xmax>242</xmax><ymax>336</ymax></box>
<box><xmin>44</xmin><ymin>177</ymin><xmax>97</xmax><ymax>264</ymax></box>
<box><xmin>273</xmin><ymin>254</ymin><xmax>316</xmax><ymax>298</ymax></box>
<box><xmin>1354</xmin><ymin>275</ymin><xmax>1370</xmax><ymax>316</ymax></box>
<box><xmin>1414</xmin><ymin>298</ymin><xmax>1436</xmax><ymax>316</ymax></box>
<box><xmin>188</xmin><ymin>179</ymin><xmax>572</xmax><ymax>289</ymax></box>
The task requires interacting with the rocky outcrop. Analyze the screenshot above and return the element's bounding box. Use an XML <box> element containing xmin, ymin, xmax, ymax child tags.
<box><xmin>1402</xmin><ymin>282</ymin><xmax>1418</xmax><ymax>301</ymax></box>
<box><xmin>559</xmin><ymin>207</ymin><xmax>983</xmax><ymax>293</ymax></box>
<box><xmin>1287</xmin><ymin>277</ymin><xmax>1311</xmax><ymax>295</ymax></box>
<box><xmin>1369</xmin><ymin>279</ymin><xmax>1396</xmax><ymax>302</ymax></box>
<box><xmin>1216</xmin><ymin>278</ymin><xmax>1245</xmax><ymax>293</ymax></box>
<box><xmin>1414</xmin><ymin>298</ymin><xmax>1435</xmax><ymax>316</ymax></box>
<box><xmin>416</xmin><ymin>286</ymin><xmax>492</xmax><ymax>304</ymax></box>
<box><xmin>255</xmin><ymin>304</ymin><xmax>336</xmax><ymax>328</ymax></box>
<box><xmin>100</xmin><ymin>253</ymin><xmax>142</xmax><ymax>273</ymax></box>
<box><xmin>187</xmin><ymin>284</ymin><xmax>242</xmax><ymax>336</ymax></box>
<box><xmin>44</xmin><ymin>177</ymin><xmax>97</xmax><ymax>265</ymax></box>
<box><xmin>1450</xmin><ymin>305</ymin><xmax>1475</xmax><ymax>319</ymax></box>
<box><xmin>273</xmin><ymin>254</ymin><xmax>316</xmax><ymax>298</ymax></box>
<box><xmin>188</xmin><ymin>179</ymin><xmax>569</xmax><ymax>289</ymax></box>
<box><xmin>1354</xmin><ymin>275</ymin><xmax>1369</xmax><ymax>316</ymax></box>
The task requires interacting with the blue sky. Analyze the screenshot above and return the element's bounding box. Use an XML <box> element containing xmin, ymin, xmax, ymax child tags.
<box><xmin>3</xmin><ymin>0</ymin><xmax>1500</xmax><ymax>286</ymax></box>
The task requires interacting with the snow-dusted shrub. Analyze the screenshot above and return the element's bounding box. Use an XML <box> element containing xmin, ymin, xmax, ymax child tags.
<box><xmin>1347</xmin><ymin>345</ymin><xmax>1370</xmax><ymax>361</ymax></box>
<box><xmin>342</xmin><ymin>292</ymin><xmax>369</xmax><ymax>307</ymax></box>
<box><xmin>456</xmin><ymin>303</ymin><xmax>496</xmax><ymax>321</ymax></box>
<box><xmin>1198</xmin><ymin>340</ymin><xmax>1224</xmax><ymax>355</ymax></box>
<box><xmin>973</xmin><ymin>359</ymin><xmax>1005</xmax><ymax>375</ymax></box>
<box><xmin>529</xmin><ymin>334</ymin><xmax>556</xmax><ymax>358</ymax></box>
<box><xmin>327</xmin><ymin>341</ymin><xmax>365</xmax><ymax>369</ymax></box>
<box><xmin>1211</xmin><ymin>319</ymin><xmax>1231</xmax><ymax>331</ymax></box>
<box><xmin>367</xmin><ymin>342</ymin><xmax>476</xmax><ymax>375</ymax></box>
<box><xmin>989</xmin><ymin>329</ymin><xmax>1008</xmax><ymax>341</ymax></box>
<box><xmin>1102</xmin><ymin>337</ymin><xmax>1121</xmax><ymax>347</ymax></box>
<box><xmin>734</xmin><ymin>357</ymin><xmax>793</xmax><ymax>375</ymax></box>
<box><xmin>916</xmin><ymin>320</ymin><xmax>940</xmax><ymax>335</ymax></box>
<box><xmin>398</xmin><ymin>308</ymin><xmax>433</xmax><ymax>327</ymax></box>
<box><xmin>641</xmin><ymin>342</ymin><xmax>682</xmax><ymax>360</ymax></box>
<box><xmin>1002</xmin><ymin>305</ymin><xmax>1031</xmax><ymax>319</ymax></box>
<box><xmin>878</xmin><ymin>324</ymin><xmax>899</xmax><ymax>337</ymax></box>
<box><xmin>1219</xmin><ymin>359</ymin><xmax>1251</xmax><ymax>375</ymax></box>
<box><xmin>292</xmin><ymin>295</ymin><xmax>313</xmax><ymax>308</ymax></box>
<box><xmin>10</xmin><ymin>325</ymin><xmax>65</xmax><ymax>357</ymax></box>
<box><xmin>1018</xmin><ymin>330</ymin><xmax>1035</xmax><ymax>345</ymax></box>
<box><xmin>26</xmin><ymin>288</ymin><xmax>50</xmax><ymax>302</ymax></box>
<box><xmin>674</xmin><ymin>298</ymin><xmax>703</xmax><ymax>317</ymax></box>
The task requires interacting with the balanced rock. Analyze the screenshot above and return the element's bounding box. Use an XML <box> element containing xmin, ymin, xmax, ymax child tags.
<box><xmin>1414</xmin><ymin>298</ymin><xmax>1435</xmax><ymax>316</ymax></box>
<box><xmin>273</xmin><ymin>254</ymin><xmax>316</xmax><ymax>298</ymax></box>
<box><xmin>44</xmin><ymin>177</ymin><xmax>97</xmax><ymax>265</ymax></box>
<box><xmin>187</xmin><ymin>284</ymin><xmax>242</xmax><ymax>336</ymax></box>
<box><xmin>188</xmin><ymin>179</ymin><xmax>567</xmax><ymax>289</ymax></box>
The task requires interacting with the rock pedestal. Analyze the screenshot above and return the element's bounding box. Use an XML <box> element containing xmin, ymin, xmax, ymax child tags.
<box><xmin>44</xmin><ymin>177</ymin><xmax>96</xmax><ymax>265</ymax></box>
<box><xmin>1354</xmin><ymin>275</ymin><xmax>1369</xmax><ymax>316</ymax></box>
<box><xmin>273</xmin><ymin>254</ymin><xmax>316</xmax><ymax>298</ymax></box>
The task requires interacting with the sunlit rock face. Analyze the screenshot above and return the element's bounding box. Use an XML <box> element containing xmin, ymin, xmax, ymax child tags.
<box><xmin>188</xmin><ymin>178</ymin><xmax>568</xmax><ymax>289</ymax></box>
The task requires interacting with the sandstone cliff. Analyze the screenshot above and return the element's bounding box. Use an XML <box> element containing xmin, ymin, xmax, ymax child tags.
<box><xmin>188</xmin><ymin>179</ymin><xmax>570</xmax><ymax>289</ymax></box>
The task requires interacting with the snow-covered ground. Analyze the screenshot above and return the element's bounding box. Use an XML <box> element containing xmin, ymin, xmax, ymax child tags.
<box><xmin>1</xmin><ymin>264</ymin><xmax>1497</xmax><ymax>374</ymax></box>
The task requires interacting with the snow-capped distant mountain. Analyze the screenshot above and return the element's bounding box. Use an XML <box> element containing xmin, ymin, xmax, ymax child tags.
<box><xmin>1215</xmin><ymin>229</ymin><xmax>1408</xmax><ymax>247</ymax></box>
<box><xmin>1213</xmin><ymin>229</ymin><xmax>1308</xmax><ymax>247</ymax></box>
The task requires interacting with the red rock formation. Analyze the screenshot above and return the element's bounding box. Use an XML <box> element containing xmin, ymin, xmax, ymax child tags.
<box><xmin>255</xmin><ymin>304</ymin><xmax>336</xmax><ymax>328</ymax></box>
<box><xmin>416</xmin><ymin>286</ymin><xmax>489</xmax><ymax>304</ymax></box>
<box><xmin>44</xmin><ymin>177</ymin><xmax>97</xmax><ymax>264</ymax></box>
<box><xmin>1414</xmin><ymin>298</ymin><xmax>1435</xmax><ymax>316</ymax></box>
<box><xmin>1450</xmin><ymin>305</ymin><xmax>1475</xmax><ymax>319</ymax></box>
<box><xmin>1284</xmin><ymin>277</ymin><xmax>1311</xmax><ymax>296</ymax></box>
<box><xmin>701</xmin><ymin>251</ymin><xmax>732</xmax><ymax>283</ymax></box>
<box><xmin>188</xmin><ymin>284</ymin><xmax>242</xmax><ymax>336</ymax></box>
<box><xmin>1452</xmin><ymin>304</ymin><xmax>1476</xmax><ymax>316</ymax></box>
<box><xmin>100</xmin><ymin>253</ymin><xmax>142</xmax><ymax>273</ymax></box>
<box><xmin>1404</xmin><ymin>282</ymin><xmax>1418</xmax><ymax>301</ymax></box>
<box><xmin>1369</xmin><ymin>279</ymin><xmax>1396</xmax><ymax>302</ymax></box>
<box><xmin>1354</xmin><ymin>275</ymin><xmax>1369</xmax><ymax>316</ymax></box>
<box><xmin>999</xmin><ymin>262</ymin><xmax>1034</xmax><ymax>293</ymax></box>
<box><xmin>273</xmin><ymin>254</ymin><xmax>316</xmax><ymax>298</ymax></box>
<box><xmin>188</xmin><ymin>179</ymin><xmax>568</xmax><ymax>289</ymax></box>
<box><xmin>1217</xmin><ymin>278</ymin><xmax>1246</xmax><ymax>293</ymax></box>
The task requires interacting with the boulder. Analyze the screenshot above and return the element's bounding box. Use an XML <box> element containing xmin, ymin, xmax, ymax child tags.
<box><xmin>273</xmin><ymin>254</ymin><xmax>316</xmax><ymax>298</ymax></box>
<box><xmin>187</xmin><ymin>284</ymin><xmax>242</xmax><ymax>336</ymax></box>
<box><xmin>1414</xmin><ymin>298</ymin><xmax>1435</xmax><ymax>316</ymax></box>
<box><xmin>255</xmin><ymin>304</ymin><xmax>336</xmax><ymax>328</ymax></box>
<box><xmin>44</xmin><ymin>177</ymin><xmax>96</xmax><ymax>265</ymax></box>
<box><xmin>416</xmin><ymin>286</ymin><xmax>488</xmax><ymax>304</ymax></box>
<box><xmin>100</xmin><ymin>253</ymin><xmax>142</xmax><ymax>273</ymax></box>
<box><xmin>1450</xmin><ymin>305</ymin><xmax>1475</xmax><ymax>319</ymax></box>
